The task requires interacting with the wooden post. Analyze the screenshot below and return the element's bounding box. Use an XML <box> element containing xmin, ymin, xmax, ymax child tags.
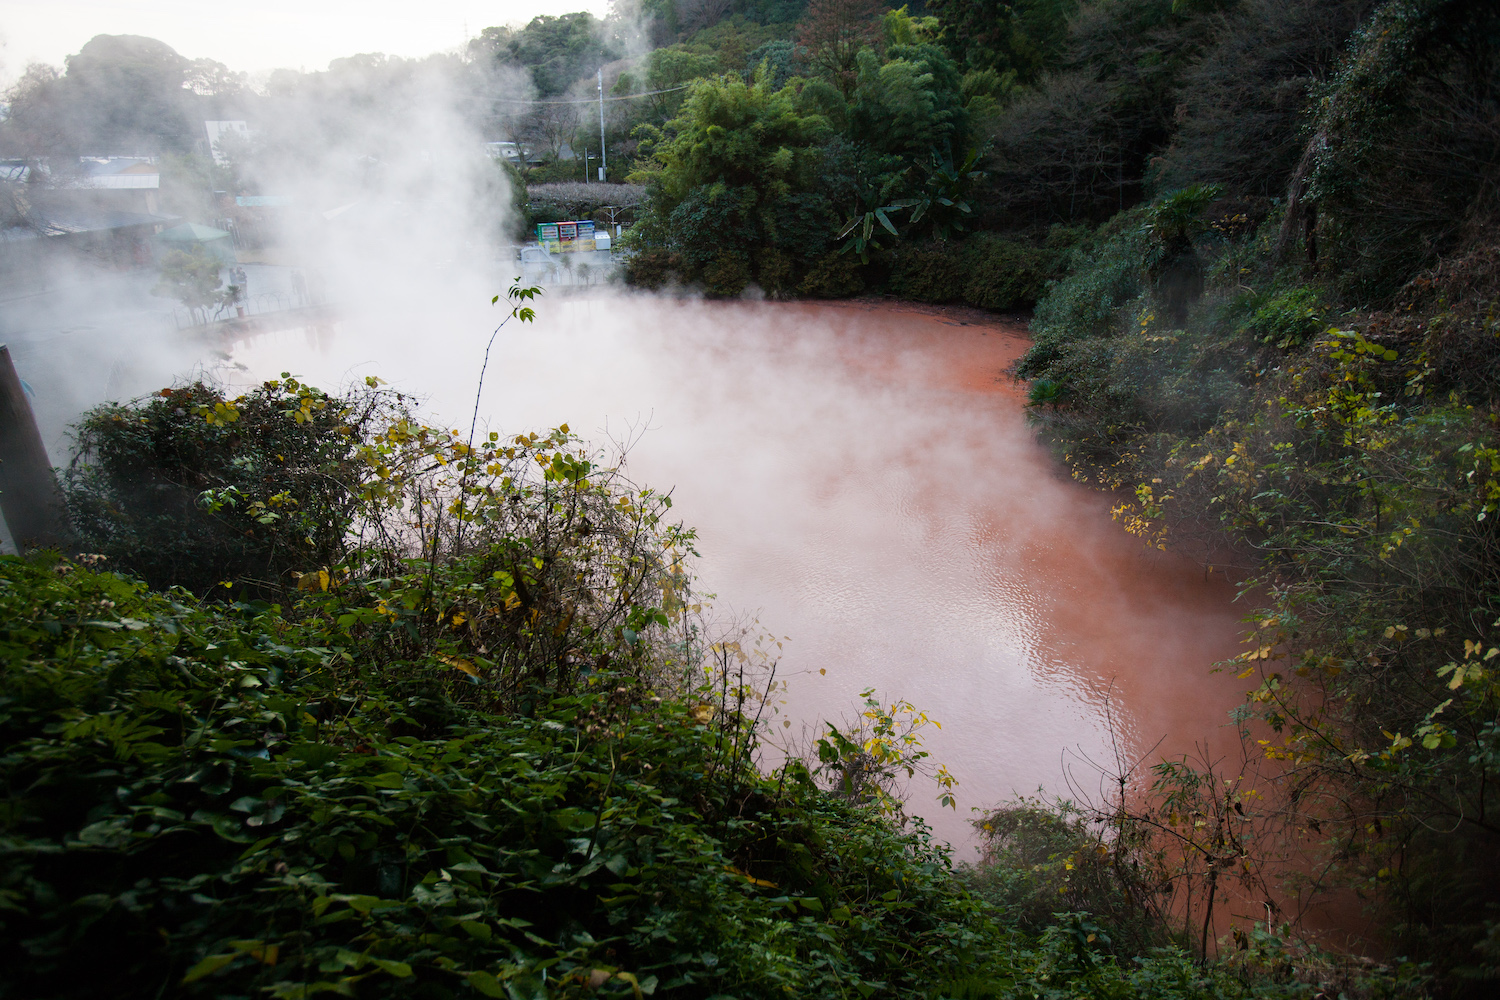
<box><xmin>0</xmin><ymin>345</ymin><xmax>74</xmax><ymax>551</ymax></box>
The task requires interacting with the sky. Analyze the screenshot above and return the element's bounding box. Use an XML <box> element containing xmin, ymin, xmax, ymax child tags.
<box><xmin>0</xmin><ymin>0</ymin><xmax>613</xmax><ymax>86</ymax></box>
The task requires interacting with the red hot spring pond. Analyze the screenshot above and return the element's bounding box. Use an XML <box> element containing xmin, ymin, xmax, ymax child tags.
<box><xmin>220</xmin><ymin>294</ymin><xmax>1252</xmax><ymax>858</ymax></box>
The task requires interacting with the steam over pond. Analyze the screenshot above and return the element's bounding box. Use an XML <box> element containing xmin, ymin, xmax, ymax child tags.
<box><xmin>0</xmin><ymin>224</ymin><xmax>1250</xmax><ymax>852</ymax></box>
<box><xmin>206</xmin><ymin>288</ymin><xmax>1251</xmax><ymax>853</ymax></box>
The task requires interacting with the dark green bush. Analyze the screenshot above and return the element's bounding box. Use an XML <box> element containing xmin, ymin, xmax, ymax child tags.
<box><xmin>1022</xmin><ymin>210</ymin><xmax>1150</xmax><ymax>366</ymax></box>
<box><xmin>797</xmin><ymin>251</ymin><xmax>864</xmax><ymax>298</ymax></box>
<box><xmin>960</xmin><ymin>233</ymin><xmax>1060</xmax><ymax>310</ymax></box>
<box><xmin>702</xmin><ymin>251</ymin><xmax>752</xmax><ymax>297</ymax></box>
<box><xmin>621</xmin><ymin>249</ymin><xmax>687</xmax><ymax>290</ymax></box>
<box><xmin>887</xmin><ymin>229</ymin><xmax>1084</xmax><ymax>309</ymax></box>
<box><xmin>965</xmin><ymin>799</ymin><xmax>1171</xmax><ymax>961</ymax></box>
<box><xmin>63</xmin><ymin>377</ymin><xmax>390</xmax><ymax>599</ymax></box>
<box><xmin>887</xmin><ymin>239</ymin><xmax>966</xmax><ymax>302</ymax></box>
<box><xmin>1238</xmin><ymin>285</ymin><xmax>1326</xmax><ymax>349</ymax></box>
<box><xmin>0</xmin><ymin>553</ymin><xmax>982</xmax><ymax>999</ymax></box>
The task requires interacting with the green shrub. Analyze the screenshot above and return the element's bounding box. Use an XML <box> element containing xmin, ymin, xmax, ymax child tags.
<box><xmin>887</xmin><ymin>239</ymin><xmax>965</xmax><ymax>303</ymax></box>
<box><xmin>961</xmin><ymin>233</ymin><xmax>1059</xmax><ymax>310</ymax></box>
<box><xmin>621</xmin><ymin>248</ymin><xmax>686</xmax><ymax>290</ymax></box>
<box><xmin>965</xmin><ymin>798</ymin><xmax>1177</xmax><ymax>962</ymax></box>
<box><xmin>63</xmin><ymin>377</ymin><xmax>391</xmax><ymax>599</ymax></box>
<box><xmin>702</xmin><ymin>251</ymin><xmax>752</xmax><ymax>297</ymax></box>
<box><xmin>526</xmin><ymin>201</ymin><xmax>566</xmax><ymax>227</ymax></box>
<box><xmin>888</xmin><ymin>229</ymin><xmax>1084</xmax><ymax>309</ymax></box>
<box><xmin>520</xmin><ymin>161</ymin><xmax>593</xmax><ymax>185</ymax></box>
<box><xmin>753</xmin><ymin>246</ymin><xmax>798</xmax><ymax>297</ymax></box>
<box><xmin>0</xmin><ymin>549</ymin><xmax>1356</xmax><ymax>1000</ymax></box>
<box><xmin>1238</xmin><ymin>285</ymin><xmax>1326</xmax><ymax>349</ymax></box>
<box><xmin>798</xmin><ymin>251</ymin><xmax>865</xmax><ymax>298</ymax></box>
<box><xmin>0</xmin><ymin>553</ymin><xmax>992</xmax><ymax>1000</ymax></box>
<box><xmin>1020</xmin><ymin>212</ymin><xmax>1151</xmax><ymax>384</ymax></box>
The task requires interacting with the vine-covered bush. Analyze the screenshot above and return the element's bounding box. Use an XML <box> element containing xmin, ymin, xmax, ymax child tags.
<box><xmin>1286</xmin><ymin>0</ymin><xmax>1500</xmax><ymax>300</ymax></box>
<box><xmin>63</xmin><ymin>377</ymin><xmax>393</xmax><ymax>598</ymax></box>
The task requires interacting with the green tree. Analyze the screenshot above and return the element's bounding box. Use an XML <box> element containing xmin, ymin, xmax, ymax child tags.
<box><xmin>926</xmin><ymin>0</ymin><xmax>1078</xmax><ymax>83</ymax></box>
<box><xmin>152</xmin><ymin>245</ymin><xmax>225</xmax><ymax>324</ymax></box>
<box><xmin>849</xmin><ymin>36</ymin><xmax>968</xmax><ymax>161</ymax></box>
<box><xmin>634</xmin><ymin>72</ymin><xmax>835</xmax><ymax>293</ymax></box>
<box><xmin>472</xmin><ymin>13</ymin><xmax>616</xmax><ymax>96</ymax></box>
<box><xmin>644</xmin><ymin>44</ymin><xmax>725</xmax><ymax>118</ymax></box>
<box><xmin>831</xmin><ymin>29</ymin><xmax>973</xmax><ymax>250</ymax></box>
<box><xmin>0</xmin><ymin>34</ymin><xmax>197</xmax><ymax>159</ymax></box>
<box><xmin>746</xmin><ymin>39</ymin><xmax>804</xmax><ymax>89</ymax></box>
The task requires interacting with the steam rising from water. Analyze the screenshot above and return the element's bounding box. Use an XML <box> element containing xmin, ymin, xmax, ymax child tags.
<box><xmin>223</xmin><ymin>293</ymin><xmax>1252</xmax><ymax>853</ymax></box>
<box><xmin>3</xmin><ymin>54</ymin><xmax>522</xmax><ymax>445</ymax></box>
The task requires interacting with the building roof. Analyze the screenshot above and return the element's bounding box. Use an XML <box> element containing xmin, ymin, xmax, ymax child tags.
<box><xmin>69</xmin><ymin>158</ymin><xmax>161</xmax><ymax>190</ymax></box>
<box><xmin>2</xmin><ymin>207</ymin><xmax>173</xmax><ymax>239</ymax></box>
<box><xmin>39</xmin><ymin>208</ymin><xmax>173</xmax><ymax>236</ymax></box>
<box><xmin>159</xmin><ymin>222</ymin><xmax>231</xmax><ymax>242</ymax></box>
<box><xmin>0</xmin><ymin>158</ymin><xmax>162</xmax><ymax>190</ymax></box>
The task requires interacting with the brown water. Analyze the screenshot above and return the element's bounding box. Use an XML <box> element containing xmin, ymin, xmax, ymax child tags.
<box><xmin>223</xmin><ymin>294</ymin><xmax>1252</xmax><ymax>855</ymax></box>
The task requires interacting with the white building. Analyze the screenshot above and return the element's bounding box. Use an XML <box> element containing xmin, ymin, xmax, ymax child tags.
<box><xmin>205</xmin><ymin>121</ymin><xmax>250</xmax><ymax>166</ymax></box>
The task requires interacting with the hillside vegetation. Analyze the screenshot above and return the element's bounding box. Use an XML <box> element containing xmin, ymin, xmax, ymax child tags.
<box><xmin>1007</xmin><ymin>0</ymin><xmax>1500</xmax><ymax>983</ymax></box>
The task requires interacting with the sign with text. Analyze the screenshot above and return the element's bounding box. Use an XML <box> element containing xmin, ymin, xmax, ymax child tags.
<box><xmin>536</xmin><ymin>220</ymin><xmax>596</xmax><ymax>253</ymax></box>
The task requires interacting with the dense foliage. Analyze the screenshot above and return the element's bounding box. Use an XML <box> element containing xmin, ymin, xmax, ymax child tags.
<box><xmin>63</xmin><ymin>378</ymin><xmax>395</xmax><ymax>599</ymax></box>
<box><xmin>0</xmin><ymin>553</ymin><xmax>993</xmax><ymax>999</ymax></box>
<box><xmin>1011</xmin><ymin>0</ymin><xmax>1500</xmax><ymax>986</ymax></box>
<box><xmin>621</xmin><ymin>7</ymin><xmax>1000</xmax><ymax>295</ymax></box>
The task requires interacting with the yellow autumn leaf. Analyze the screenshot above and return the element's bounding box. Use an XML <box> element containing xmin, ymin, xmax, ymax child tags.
<box><xmin>437</xmin><ymin>654</ymin><xmax>479</xmax><ymax>677</ymax></box>
<box><xmin>724</xmin><ymin>865</ymin><xmax>778</xmax><ymax>888</ymax></box>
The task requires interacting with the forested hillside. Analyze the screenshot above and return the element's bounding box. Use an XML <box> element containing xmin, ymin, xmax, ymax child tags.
<box><xmin>1009</xmin><ymin>0</ymin><xmax>1500</xmax><ymax>981</ymax></box>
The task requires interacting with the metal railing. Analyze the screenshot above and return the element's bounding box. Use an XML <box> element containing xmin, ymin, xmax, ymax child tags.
<box><xmin>166</xmin><ymin>290</ymin><xmax>325</xmax><ymax>330</ymax></box>
<box><xmin>513</xmin><ymin>251</ymin><xmax>618</xmax><ymax>288</ymax></box>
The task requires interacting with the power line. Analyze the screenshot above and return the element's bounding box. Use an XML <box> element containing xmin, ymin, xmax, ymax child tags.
<box><xmin>482</xmin><ymin>85</ymin><xmax>690</xmax><ymax>106</ymax></box>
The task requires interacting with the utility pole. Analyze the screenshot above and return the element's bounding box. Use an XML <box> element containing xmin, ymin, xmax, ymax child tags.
<box><xmin>598</xmin><ymin>67</ymin><xmax>607</xmax><ymax>183</ymax></box>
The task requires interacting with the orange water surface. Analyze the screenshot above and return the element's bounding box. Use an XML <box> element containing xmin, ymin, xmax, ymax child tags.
<box><xmin>225</xmin><ymin>294</ymin><xmax>1255</xmax><ymax>857</ymax></box>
